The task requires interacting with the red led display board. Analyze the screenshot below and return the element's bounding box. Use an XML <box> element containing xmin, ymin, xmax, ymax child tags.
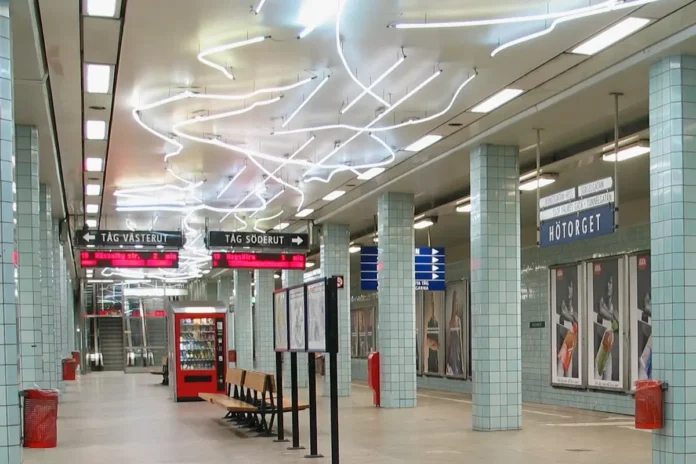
<box><xmin>80</xmin><ymin>251</ymin><xmax>179</xmax><ymax>269</ymax></box>
<box><xmin>212</xmin><ymin>252</ymin><xmax>306</xmax><ymax>270</ymax></box>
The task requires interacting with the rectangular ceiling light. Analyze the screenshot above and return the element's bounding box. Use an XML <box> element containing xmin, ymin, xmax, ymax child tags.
<box><xmin>86</xmin><ymin>64</ymin><xmax>112</xmax><ymax>93</ymax></box>
<box><xmin>456</xmin><ymin>203</ymin><xmax>472</xmax><ymax>213</ymax></box>
<box><xmin>519</xmin><ymin>175</ymin><xmax>556</xmax><ymax>191</ymax></box>
<box><xmin>404</xmin><ymin>134</ymin><xmax>443</xmax><ymax>152</ymax></box>
<box><xmin>273</xmin><ymin>222</ymin><xmax>290</xmax><ymax>231</ymax></box>
<box><xmin>296</xmin><ymin>208</ymin><xmax>314</xmax><ymax>218</ymax></box>
<box><xmin>413</xmin><ymin>218</ymin><xmax>435</xmax><ymax>230</ymax></box>
<box><xmin>85</xmin><ymin>219</ymin><xmax>98</xmax><ymax>228</ymax></box>
<box><xmin>85</xmin><ymin>157</ymin><xmax>104</xmax><ymax>172</ymax></box>
<box><xmin>323</xmin><ymin>190</ymin><xmax>345</xmax><ymax>201</ymax></box>
<box><xmin>87</xmin><ymin>0</ymin><xmax>118</xmax><ymax>17</ymax></box>
<box><xmin>602</xmin><ymin>141</ymin><xmax>650</xmax><ymax>162</ymax></box>
<box><xmin>86</xmin><ymin>120</ymin><xmax>107</xmax><ymax>140</ymax></box>
<box><xmin>471</xmin><ymin>88</ymin><xmax>524</xmax><ymax>113</ymax></box>
<box><xmin>86</xmin><ymin>204</ymin><xmax>99</xmax><ymax>214</ymax></box>
<box><xmin>571</xmin><ymin>17</ymin><xmax>650</xmax><ymax>56</ymax></box>
<box><xmin>349</xmin><ymin>245</ymin><xmax>361</xmax><ymax>254</ymax></box>
<box><xmin>86</xmin><ymin>184</ymin><xmax>101</xmax><ymax>196</ymax></box>
<box><xmin>357</xmin><ymin>167</ymin><xmax>385</xmax><ymax>180</ymax></box>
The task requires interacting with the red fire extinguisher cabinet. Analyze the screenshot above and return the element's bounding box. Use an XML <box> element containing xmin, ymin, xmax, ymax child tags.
<box><xmin>635</xmin><ymin>380</ymin><xmax>666</xmax><ymax>429</ymax></box>
<box><xmin>367</xmin><ymin>352</ymin><xmax>380</xmax><ymax>407</ymax></box>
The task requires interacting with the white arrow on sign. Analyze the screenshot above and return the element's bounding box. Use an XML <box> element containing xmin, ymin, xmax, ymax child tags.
<box><xmin>431</xmin><ymin>265</ymin><xmax>441</xmax><ymax>272</ymax></box>
<box><xmin>291</xmin><ymin>236</ymin><xmax>304</xmax><ymax>246</ymax></box>
<box><xmin>83</xmin><ymin>233</ymin><xmax>95</xmax><ymax>242</ymax></box>
<box><xmin>432</xmin><ymin>273</ymin><xmax>440</xmax><ymax>280</ymax></box>
<box><xmin>432</xmin><ymin>257</ymin><xmax>440</xmax><ymax>263</ymax></box>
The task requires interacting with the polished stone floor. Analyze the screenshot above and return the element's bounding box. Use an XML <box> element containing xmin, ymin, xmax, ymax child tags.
<box><xmin>24</xmin><ymin>372</ymin><xmax>650</xmax><ymax>464</ymax></box>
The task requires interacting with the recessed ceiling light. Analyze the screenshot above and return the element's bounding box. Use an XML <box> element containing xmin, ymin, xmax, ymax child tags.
<box><xmin>85</xmin><ymin>158</ymin><xmax>103</xmax><ymax>172</ymax></box>
<box><xmin>357</xmin><ymin>167</ymin><xmax>385</xmax><ymax>180</ymax></box>
<box><xmin>323</xmin><ymin>190</ymin><xmax>345</xmax><ymax>201</ymax></box>
<box><xmin>519</xmin><ymin>174</ymin><xmax>556</xmax><ymax>191</ymax></box>
<box><xmin>274</xmin><ymin>273</ymin><xmax>280</xmax><ymax>279</ymax></box>
<box><xmin>296</xmin><ymin>208</ymin><xmax>314</xmax><ymax>218</ymax></box>
<box><xmin>85</xmin><ymin>219</ymin><xmax>98</xmax><ymax>228</ymax></box>
<box><xmin>349</xmin><ymin>245</ymin><xmax>361</xmax><ymax>253</ymax></box>
<box><xmin>86</xmin><ymin>0</ymin><xmax>117</xmax><ymax>17</ymax></box>
<box><xmin>602</xmin><ymin>141</ymin><xmax>650</xmax><ymax>162</ymax></box>
<box><xmin>86</xmin><ymin>120</ymin><xmax>107</xmax><ymax>140</ymax></box>
<box><xmin>572</xmin><ymin>17</ymin><xmax>650</xmax><ymax>56</ymax></box>
<box><xmin>86</xmin><ymin>184</ymin><xmax>101</xmax><ymax>196</ymax></box>
<box><xmin>372</xmin><ymin>236</ymin><xmax>379</xmax><ymax>243</ymax></box>
<box><xmin>456</xmin><ymin>203</ymin><xmax>472</xmax><ymax>213</ymax></box>
<box><xmin>305</xmin><ymin>261</ymin><xmax>315</xmax><ymax>268</ymax></box>
<box><xmin>404</xmin><ymin>134</ymin><xmax>443</xmax><ymax>152</ymax></box>
<box><xmin>273</xmin><ymin>222</ymin><xmax>290</xmax><ymax>231</ymax></box>
<box><xmin>414</xmin><ymin>217</ymin><xmax>436</xmax><ymax>230</ymax></box>
<box><xmin>471</xmin><ymin>88</ymin><xmax>524</xmax><ymax>113</ymax></box>
<box><xmin>519</xmin><ymin>170</ymin><xmax>539</xmax><ymax>182</ymax></box>
<box><xmin>86</xmin><ymin>204</ymin><xmax>99</xmax><ymax>214</ymax></box>
<box><xmin>86</xmin><ymin>64</ymin><xmax>111</xmax><ymax>94</ymax></box>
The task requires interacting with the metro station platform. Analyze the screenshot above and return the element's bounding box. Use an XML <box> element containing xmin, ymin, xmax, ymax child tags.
<box><xmin>24</xmin><ymin>373</ymin><xmax>650</xmax><ymax>464</ymax></box>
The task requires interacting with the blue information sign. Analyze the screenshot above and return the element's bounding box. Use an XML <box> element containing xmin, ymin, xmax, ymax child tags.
<box><xmin>540</xmin><ymin>204</ymin><xmax>615</xmax><ymax>247</ymax></box>
<box><xmin>360</xmin><ymin>247</ymin><xmax>446</xmax><ymax>291</ymax></box>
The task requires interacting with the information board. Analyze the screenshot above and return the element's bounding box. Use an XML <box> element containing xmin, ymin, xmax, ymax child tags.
<box><xmin>208</xmin><ymin>231</ymin><xmax>309</xmax><ymax>250</ymax></box>
<box><xmin>306</xmin><ymin>280</ymin><xmax>327</xmax><ymax>352</ymax></box>
<box><xmin>360</xmin><ymin>246</ymin><xmax>446</xmax><ymax>291</ymax></box>
<box><xmin>211</xmin><ymin>252</ymin><xmax>306</xmax><ymax>270</ymax></box>
<box><xmin>76</xmin><ymin>230</ymin><xmax>183</xmax><ymax>248</ymax></box>
<box><xmin>80</xmin><ymin>251</ymin><xmax>179</xmax><ymax>268</ymax></box>
<box><xmin>273</xmin><ymin>290</ymin><xmax>289</xmax><ymax>352</ymax></box>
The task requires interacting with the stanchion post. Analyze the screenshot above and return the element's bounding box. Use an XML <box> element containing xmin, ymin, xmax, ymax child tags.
<box><xmin>329</xmin><ymin>351</ymin><xmax>339</xmax><ymax>464</ymax></box>
<box><xmin>305</xmin><ymin>353</ymin><xmax>322</xmax><ymax>458</ymax></box>
<box><xmin>274</xmin><ymin>352</ymin><xmax>288</xmax><ymax>442</ymax></box>
<box><xmin>288</xmin><ymin>352</ymin><xmax>304</xmax><ymax>450</ymax></box>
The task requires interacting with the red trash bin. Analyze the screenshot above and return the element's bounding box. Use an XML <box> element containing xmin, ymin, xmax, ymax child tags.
<box><xmin>635</xmin><ymin>380</ymin><xmax>665</xmax><ymax>429</ymax></box>
<box><xmin>62</xmin><ymin>358</ymin><xmax>77</xmax><ymax>381</ymax></box>
<box><xmin>24</xmin><ymin>389</ymin><xmax>58</xmax><ymax>448</ymax></box>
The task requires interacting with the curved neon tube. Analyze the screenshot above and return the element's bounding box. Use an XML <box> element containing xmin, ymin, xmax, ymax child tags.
<box><xmin>341</xmin><ymin>56</ymin><xmax>406</xmax><ymax>115</ymax></box>
<box><xmin>253</xmin><ymin>210</ymin><xmax>284</xmax><ymax>233</ymax></box>
<box><xmin>250</xmin><ymin>189</ymin><xmax>284</xmax><ymax>218</ymax></box>
<box><xmin>197</xmin><ymin>36</ymin><xmax>269</xmax><ymax>81</ymax></box>
<box><xmin>217</xmin><ymin>165</ymin><xmax>247</xmax><ymax>199</ymax></box>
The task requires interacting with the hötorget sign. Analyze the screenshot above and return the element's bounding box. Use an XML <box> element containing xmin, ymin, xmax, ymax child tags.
<box><xmin>76</xmin><ymin>230</ymin><xmax>184</xmax><ymax>248</ymax></box>
<box><xmin>540</xmin><ymin>204</ymin><xmax>615</xmax><ymax>247</ymax></box>
<box><xmin>207</xmin><ymin>231</ymin><xmax>309</xmax><ymax>250</ymax></box>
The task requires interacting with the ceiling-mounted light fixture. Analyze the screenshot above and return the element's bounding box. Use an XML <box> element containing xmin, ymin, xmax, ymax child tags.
<box><xmin>197</xmin><ymin>36</ymin><xmax>269</xmax><ymax>81</ymax></box>
<box><xmin>602</xmin><ymin>140</ymin><xmax>650</xmax><ymax>162</ymax></box>
<box><xmin>274</xmin><ymin>273</ymin><xmax>281</xmax><ymax>279</ymax></box>
<box><xmin>282</xmin><ymin>76</ymin><xmax>330</xmax><ymax>128</ymax></box>
<box><xmin>86</xmin><ymin>64</ymin><xmax>112</xmax><ymax>93</ymax></box>
<box><xmin>86</xmin><ymin>184</ymin><xmax>101</xmax><ymax>196</ymax></box>
<box><xmin>471</xmin><ymin>88</ymin><xmax>524</xmax><ymax>113</ymax></box>
<box><xmin>86</xmin><ymin>204</ymin><xmax>99</xmax><ymax>214</ymax></box>
<box><xmin>86</xmin><ymin>120</ymin><xmax>107</xmax><ymax>140</ymax></box>
<box><xmin>404</xmin><ymin>134</ymin><xmax>443</xmax><ymax>152</ymax></box>
<box><xmin>86</xmin><ymin>219</ymin><xmax>98</xmax><ymax>228</ymax></box>
<box><xmin>86</xmin><ymin>0</ymin><xmax>117</xmax><ymax>17</ymax></box>
<box><xmin>519</xmin><ymin>174</ymin><xmax>557</xmax><ymax>191</ymax></box>
<box><xmin>455</xmin><ymin>196</ymin><xmax>471</xmax><ymax>213</ymax></box>
<box><xmin>298</xmin><ymin>0</ymin><xmax>341</xmax><ymax>38</ymax></box>
<box><xmin>85</xmin><ymin>157</ymin><xmax>103</xmax><ymax>172</ymax></box>
<box><xmin>372</xmin><ymin>236</ymin><xmax>379</xmax><ymax>243</ymax></box>
<box><xmin>357</xmin><ymin>167</ymin><xmax>385</xmax><ymax>180</ymax></box>
<box><xmin>306</xmin><ymin>261</ymin><xmax>315</xmax><ymax>268</ymax></box>
<box><xmin>341</xmin><ymin>56</ymin><xmax>406</xmax><ymax>114</ymax></box>
<box><xmin>323</xmin><ymin>190</ymin><xmax>345</xmax><ymax>201</ymax></box>
<box><xmin>217</xmin><ymin>165</ymin><xmax>247</xmax><ymax>199</ymax></box>
<box><xmin>572</xmin><ymin>17</ymin><xmax>651</xmax><ymax>55</ymax></box>
<box><xmin>273</xmin><ymin>222</ymin><xmax>290</xmax><ymax>231</ymax></box>
<box><xmin>349</xmin><ymin>245</ymin><xmax>361</xmax><ymax>253</ymax></box>
<box><xmin>296</xmin><ymin>208</ymin><xmax>314</xmax><ymax>218</ymax></box>
<box><xmin>414</xmin><ymin>216</ymin><xmax>437</xmax><ymax>230</ymax></box>
<box><xmin>254</xmin><ymin>0</ymin><xmax>266</xmax><ymax>14</ymax></box>
<box><xmin>519</xmin><ymin>170</ymin><xmax>539</xmax><ymax>182</ymax></box>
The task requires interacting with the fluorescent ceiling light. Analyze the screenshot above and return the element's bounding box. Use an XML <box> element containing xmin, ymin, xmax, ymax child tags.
<box><xmin>86</xmin><ymin>0</ymin><xmax>117</xmax><ymax>17</ymax></box>
<box><xmin>519</xmin><ymin>170</ymin><xmax>539</xmax><ymax>182</ymax></box>
<box><xmin>520</xmin><ymin>175</ymin><xmax>556</xmax><ymax>191</ymax></box>
<box><xmin>85</xmin><ymin>157</ymin><xmax>103</xmax><ymax>172</ymax></box>
<box><xmin>349</xmin><ymin>245</ymin><xmax>361</xmax><ymax>254</ymax></box>
<box><xmin>282</xmin><ymin>76</ymin><xmax>330</xmax><ymax>128</ymax></box>
<box><xmin>86</xmin><ymin>64</ymin><xmax>111</xmax><ymax>93</ymax></box>
<box><xmin>372</xmin><ymin>236</ymin><xmax>379</xmax><ymax>243</ymax></box>
<box><xmin>86</xmin><ymin>120</ymin><xmax>107</xmax><ymax>140</ymax></box>
<box><xmin>357</xmin><ymin>167</ymin><xmax>385</xmax><ymax>180</ymax></box>
<box><xmin>456</xmin><ymin>203</ymin><xmax>472</xmax><ymax>213</ymax></box>
<box><xmin>404</xmin><ymin>135</ymin><xmax>443</xmax><ymax>152</ymax></box>
<box><xmin>306</xmin><ymin>261</ymin><xmax>315</xmax><ymax>268</ymax></box>
<box><xmin>86</xmin><ymin>204</ymin><xmax>99</xmax><ymax>214</ymax></box>
<box><xmin>274</xmin><ymin>273</ymin><xmax>280</xmax><ymax>279</ymax></box>
<box><xmin>273</xmin><ymin>222</ymin><xmax>290</xmax><ymax>231</ymax></box>
<box><xmin>88</xmin><ymin>279</ymin><xmax>114</xmax><ymax>284</ymax></box>
<box><xmin>217</xmin><ymin>166</ymin><xmax>247</xmax><ymax>199</ymax></box>
<box><xmin>341</xmin><ymin>56</ymin><xmax>406</xmax><ymax>114</ymax></box>
<box><xmin>296</xmin><ymin>208</ymin><xmax>314</xmax><ymax>218</ymax></box>
<box><xmin>471</xmin><ymin>88</ymin><xmax>524</xmax><ymax>113</ymax></box>
<box><xmin>323</xmin><ymin>190</ymin><xmax>345</xmax><ymax>201</ymax></box>
<box><xmin>602</xmin><ymin>141</ymin><xmax>650</xmax><ymax>162</ymax></box>
<box><xmin>86</xmin><ymin>184</ymin><xmax>101</xmax><ymax>196</ymax></box>
<box><xmin>254</xmin><ymin>0</ymin><xmax>266</xmax><ymax>14</ymax></box>
<box><xmin>85</xmin><ymin>219</ymin><xmax>98</xmax><ymax>228</ymax></box>
<box><xmin>571</xmin><ymin>17</ymin><xmax>650</xmax><ymax>55</ymax></box>
<box><xmin>297</xmin><ymin>0</ymin><xmax>340</xmax><ymax>38</ymax></box>
<box><xmin>414</xmin><ymin>218</ymin><xmax>435</xmax><ymax>230</ymax></box>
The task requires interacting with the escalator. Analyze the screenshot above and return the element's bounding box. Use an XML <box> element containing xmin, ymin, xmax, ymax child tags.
<box><xmin>98</xmin><ymin>318</ymin><xmax>124</xmax><ymax>371</ymax></box>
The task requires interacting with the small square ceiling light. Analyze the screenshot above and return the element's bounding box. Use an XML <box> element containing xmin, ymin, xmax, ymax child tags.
<box><xmin>471</xmin><ymin>89</ymin><xmax>524</xmax><ymax>113</ymax></box>
<box><xmin>86</xmin><ymin>184</ymin><xmax>101</xmax><ymax>196</ymax></box>
<box><xmin>404</xmin><ymin>135</ymin><xmax>442</xmax><ymax>152</ymax></box>
<box><xmin>86</xmin><ymin>64</ymin><xmax>112</xmax><ymax>94</ymax></box>
<box><xmin>86</xmin><ymin>120</ymin><xmax>107</xmax><ymax>140</ymax></box>
<box><xmin>323</xmin><ymin>190</ymin><xmax>345</xmax><ymax>201</ymax></box>
<box><xmin>86</xmin><ymin>204</ymin><xmax>99</xmax><ymax>214</ymax></box>
<box><xmin>85</xmin><ymin>219</ymin><xmax>98</xmax><ymax>228</ymax></box>
<box><xmin>87</xmin><ymin>0</ymin><xmax>117</xmax><ymax>17</ymax></box>
<box><xmin>85</xmin><ymin>157</ymin><xmax>103</xmax><ymax>172</ymax></box>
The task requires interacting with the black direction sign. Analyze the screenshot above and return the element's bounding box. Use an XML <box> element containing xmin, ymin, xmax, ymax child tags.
<box><xmin>75</xmin><ymin>230</ymin><xmax>184</xmax><ymax>248</ymax></box>
<box><xmin>208</xmin><ymin>231</ymin><xmax>309</xmax><ymax>250</ymax></box>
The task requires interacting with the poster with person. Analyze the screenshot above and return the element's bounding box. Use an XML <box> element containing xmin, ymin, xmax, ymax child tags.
<box><xmin>273</xmin><ymin>290</ymin><xmax>288</xmax><ymax>351</ymax></box>
<box><xmin>587</xmin><ymin>258</ymin><xmax>625</xmax><ymax>390</ymax></box>
<box><xmin>423</xmin><ymin>291</ymin><xmax>444</xmax><ymax>375</ymax></box>
<box><xmin>306</xmin><ymin>280</ymin><xmax>326</xmax><ymax>352</ymax></box>
<box><xmin>351</xmin><ymin>311</ymin><xmax>358</xmax><ymax>357</ymax></box>
<box><xmin>630</xmin><ymin>254</ymin><xmax>652</xmax><ymax>387</ymax></box>
<box><xmin>364</xmin><ymin>308</ymin><xmax>375</xmax><ymax>354</ymax></box>
<box><xmin>288</xmin><ymin>286</ymin><xmax>306</xmax><ymax>351</ymax></box>
<box><xmin>444</xmin><ymin>281</ymin><xmax>467</xmax><ymax>378</ymax></box>
<box><xmin>416</xmin><ymin>292</ymin><xmax>423</xmax><ymax>374</ymax></box>
<box><xmin>550</xmin><ymin>265</ymin><xmax>583</xmax><ymax>387</ymax></box>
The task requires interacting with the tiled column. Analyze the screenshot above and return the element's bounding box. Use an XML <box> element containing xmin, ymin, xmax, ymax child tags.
<box><xmin>217</xmin><ymin>277</ymin><xmax>234</xmax><ymax>366</ymax></box>
<box><xmin>377</xmin><ymin>192</ymin><xmax>416</xmax><ymax>408</ymax></box>
<box><xmin>649</xmin><ymin>55</ymin><xmax>696</xmax><ymax>463</ymax></box>
<box><xmin>0</xmin><ymin>3</ymin><xmax>21</xmax><ymax>460</ymax></box>
<box><xmin>205</xmin><ymin>281</ymin><xmax>217</xmax><ymax>301</ymax></box>
<box><xmin>233</xmin><ymin>270</ymin><xmax>253</xmax><ymax>370</ymax></box>
<box><xmin>67</xmin><ymin>275</ymin><xmax>75</xmax><ymax>352</ymax></box>
<box><xmin>470</xmin><ymin>144</ymin><xmax>522</xmax><ymax>431</ymax></box>
<box><xmin>282</xmin><ymin>270</ymin><xmax>307</xmax><ymax>388</ymax></box>
<box><xmin>39</xmin><ymin>185</ymin><xmax>56</xmax><ymax>388</ymax></box>
<box><xmin>320</xmin><ymin>224</ymin><xmax>351</xmax><ymax>397</ymax></box>
<box><xmin>15</xmin><ymin>126</ymin><xmax>43</xmax><ymax>389</ymax></box>
<box><xmin>254</xmin><ymin>270</ymin><xmax>275</xmax><ymax>374</ymax></box>
<box><xmin>60</xmin><ymin>249</ymin><xmax>69</xmax><ymax>361</ymax></box>
<box><xmin>52</xmin><ymin>220</ymin><xmax>64</xmax><ymax>388</ymax></box>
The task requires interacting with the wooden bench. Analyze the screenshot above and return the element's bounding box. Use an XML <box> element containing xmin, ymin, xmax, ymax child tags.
<box><xmin>150</xmin><ymin>356</ymin><xmax>168</xmax><ymax>385</ymax></box>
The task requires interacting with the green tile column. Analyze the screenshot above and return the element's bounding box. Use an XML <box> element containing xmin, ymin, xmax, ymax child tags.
<box><xmin>649</xmin><ymin>55</ymin><xmax>696</xmax><ymax>463</ymax></box>
<box><xmin>254</xmin><ymin>270</ymin><xmax>275</xmax><ymax>374</ymax></box>
<box><xmin>233</xmin><ymin>270</ymin><xmax>253</xmax><ymax>369</ymax></box>
<box><xmin>470</xmin><ymin>144</ymin><xmax>522</xmax><ymax>431</ymax></box>
<box><xmin>39</xmin><ymin>185</ymin><xmax>56</xmax><ymax>388</ymax></box>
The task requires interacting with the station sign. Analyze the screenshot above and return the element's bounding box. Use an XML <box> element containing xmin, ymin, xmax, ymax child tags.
<box><xmin>539</xmin><ymin>177</ymin><xmax>615</xmax><ymax>248</ymax></box>
<box><xmin>211</xmin><ymin>252</ymin><xmax>306</xmax><ymax>270</ymax></box>
<box><xmin>80</xmin><ymin>251</ymin><xmax>179</xmax><ymax>268</ymax></box>
<box><xmin>76</xmin><ymin>230</ymin><xmax>184</xmax><ymax>248</ymax></box>
<box><xmin>360</xmin><ymin>246</ymin><xmax>446</xmax><ymax>291</ymax></box>
<box><xmin>207</xmin><ymin>231</ymin><xmax>309</xmax><ymax>250</ymax></box>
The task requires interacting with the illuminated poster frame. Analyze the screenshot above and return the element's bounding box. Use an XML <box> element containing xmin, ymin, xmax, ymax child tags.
<box><xmin>549</xmin><ymin>264</ymin><xmax>585</xmax><ymax>388</ymax></box>
<box><xmin>444</xmin><ymin>280</ymin><xmax>469</xmax><ymax>379</ymax></box>
<box><xmin>629</xmin><ymin>253</ymin><xmax>652</xmax><ymax>389</ymax></box>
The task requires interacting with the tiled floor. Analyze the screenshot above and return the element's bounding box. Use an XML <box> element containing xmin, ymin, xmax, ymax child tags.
<box><xmin>24</xmin><ymin>372</ymin><xmax>650</xmax><ymax>464</ymax></box>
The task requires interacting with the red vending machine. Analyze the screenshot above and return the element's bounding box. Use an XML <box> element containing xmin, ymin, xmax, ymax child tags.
<box><xmin>168</xmin><ymin>302</ymin><xmax>227</xmax><ymax>401</ymax></box>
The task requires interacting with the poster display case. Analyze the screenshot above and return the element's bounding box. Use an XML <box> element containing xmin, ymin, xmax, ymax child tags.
<box><xmin>288</xmin><ymin>286</ymin><xmax>306</xmax><ymax>351</ymax></box>
<box><xmin>422</xmin><ymin>291</ymin><xmax>445</xmax><ymax>376</ymax></box>
<box><xmin>273</xmin><ymin>289</ymin><xmax>289</xmax><ymax>352</ymax></box>
<box><xmin>550</xmin><ymin>264</ymin><xmax>584</xmax><ymax>388</ymax></box>
<box><xmin>629</xmin><ymin>253</ymin><xmax>652</xmax><ymax>387</ymax></box>
<box><xmin>444</xmin><ymin>281</ymin><xmax>469</xmax><ymax>379</ymax></box>
<box><xmin>306</xmin><ymin>280</ymin><xmax>327</xmax><ymax>352</ymax></box>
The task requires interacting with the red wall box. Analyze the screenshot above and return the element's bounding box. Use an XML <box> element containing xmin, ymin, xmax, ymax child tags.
<box><xmin>635</xmin><ymin>380</ymin><xmax>665</xmax><ymax>429</ymax></box>
<box><xmin>367</xmin><ymin>352</ymin><xmax>380</xmax><ymax>407</ymax></box>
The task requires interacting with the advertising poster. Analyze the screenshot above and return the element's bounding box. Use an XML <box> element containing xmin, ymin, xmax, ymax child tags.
<box><xmin>351</xmin><ymin>312</ymin><xmax>358</xmax><ymax>357</ymax></box>
<box><xmin>445</xmin><ymin>281</ymin><xmax>468</xmax><ymax>378</ymax></box>
<box><xmin>364</xmin><ymin>308</ymin><xmax>375</xmax><ymax>355</ymax></box>
<box><xmin>587</xmin><ymin>258</ymin><xmax>625</xmax><ymax>390</ymax></box>
<box><xmin>288</xmin><ymin>286</ymin><xmax>306</xmax><ymax>351</ymax></box>
<box><xmin>306</xmin><ymin>280</ymin><xmax>327</xmax><ymax>352</ymax></box>
<box><xmin>423</xmin><ymin>291</ymin><xmax>445</xmax><ymax>375</ymax></box>
<box><xmin>358</xmin><ymin>310</ymin><xmax>367</xmax><ymax>357</ymax></box>
<box><xmin>273</xmin><ymin>290</ymin><xmax>288</xmax><ymax>351</ymax></box>
<box><xmin>416</xmin><ymin>291</ymin><xmax>423</xmax><ymax>373</ymax></box>
<box><xmin>630</xmin><ymin>254</ymin><xmax>652</xmax><ymax>387</ymax></box>
<box><xmin>550</xmin><ymin>265</ymin><xmax>583</xmax><ymax>387</ymax></box>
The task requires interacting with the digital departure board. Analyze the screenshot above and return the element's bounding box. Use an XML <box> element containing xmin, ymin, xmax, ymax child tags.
<box><xmin>211</xmin><ymin>252</ymin><xmax>306</xmax><ymax>270</ymax></box>
<box><xmin>80</xmin><ymin>251</ymin><xmax>179</xmax><ymax>268</ymax></box>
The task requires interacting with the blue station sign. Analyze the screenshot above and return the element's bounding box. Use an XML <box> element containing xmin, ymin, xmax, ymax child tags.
<box><xmin>360</xmin><ymin>247</ymin><xmax>446</xmax><ymax>291</ymax></box>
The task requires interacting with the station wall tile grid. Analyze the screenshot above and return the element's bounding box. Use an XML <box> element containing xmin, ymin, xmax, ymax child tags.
<box><xmin>233</xmin><ymin>270</ymin><xmax>253</xmax><ymax>370</ymax></box>
<box><xmin>39</xmin><ymin>185</ymin><xmax>56</xmax><ymax>389</ymax></box>
<box><xmin>282</xmin><ymin>270</ymin><xmax>307</xmax><ymax>388</ymax></box>
<box><xmin>254</xmin><ymin>270</ymin><xmax>275</xmax><ymax>374</ymax></box>
<box><xmin>376</xmin><ymin>193</ymin><xmax>417</xmax><ymax>408</ymax></box>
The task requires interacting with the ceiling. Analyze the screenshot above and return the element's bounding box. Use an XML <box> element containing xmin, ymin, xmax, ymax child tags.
<box><xmin>18</xmin><ymin>0</ymin><xmax>696</xmax><ymax>281</ymax></box>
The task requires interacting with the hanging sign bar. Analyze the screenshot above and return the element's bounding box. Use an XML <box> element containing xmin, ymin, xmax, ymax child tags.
<box><xmin>75</xmin><ymin>230</ymin><xmax>184</xmax><ymax>248</ymax></box>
